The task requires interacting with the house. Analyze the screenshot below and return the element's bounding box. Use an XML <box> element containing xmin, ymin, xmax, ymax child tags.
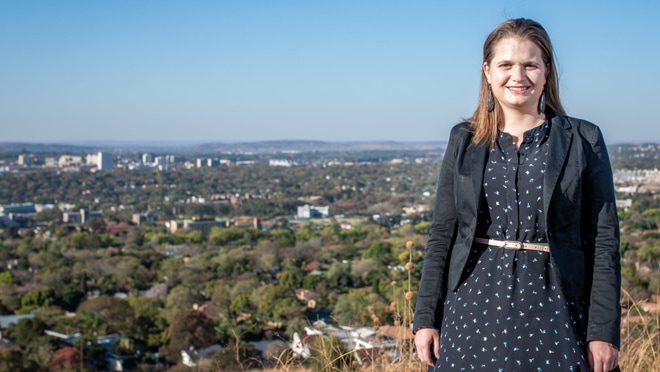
<box><xmin>294</xmin><ymin>288</ymin><xmax>319</xmax><ymax>303</ymax></box>
<box><xmin>290</xmin><ymin>332</ymin><xmax>320</xmax><ymax>359</ymax></box>
<box><xmin>142</xmin><ymin>283</ymin><xmax>168</xmax><ymax>300</ymax></box>
<box><xmin>289</xmin><ymin>321</ymin><xmax>401</xmax><ymax>366</ymax></box>
<box><xmin>0</xmin><ymin>314</ymin><xmax>36</xmax><ymax>346</ymax></box>
<box><xmin>0</xmin><ymin>314</ymin><xmax>34</xmax><ymax>330</ymax></box>
<box><xmin>0</xmin><ymin>335</ymin><xmax>15</xmax><ymax>349</ymax></box>
<box><xmin>181</xmin><ymin>344</ymin><xmax>223</xmax><ymax>367</ymax></box>
<box><xmin>105</xmin><ymin>225</ymin><xmax>132</xmax><ymax>235</ymax></box>
<box><xmin>45</xmin><ymin>331</ymin><xmax>137</xmax><ymax>371</ymax></box>
<box><xmin>304</xmin><ymin>261</ymin><xmax>321</xmax><ymax>273</ymax></box>
<box><xmin>193</xmin><ymin>302</ymin><xmax>222</xmax><ymax>321</ymax></box>
<box><xmin>97</xmin><ymin>334</ymin><xmax>137</xmax><ymax>371</ymax></box>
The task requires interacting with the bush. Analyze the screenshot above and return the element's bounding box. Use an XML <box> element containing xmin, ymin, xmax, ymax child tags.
<box><xmin>213</xmin><ymin>341</ymin><xmax>262</xmax><ymax>370</ymax></box>
<box><xmin>306</xmin><ymin>336</ymin><xmax>358</xmax><ymax>372</ymax></box>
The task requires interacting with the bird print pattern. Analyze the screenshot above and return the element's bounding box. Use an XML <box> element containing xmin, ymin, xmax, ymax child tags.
<box><xmin>433</xmin><ymin>123</ymin><xmax>590</xmax><ymax>371</ymax></box>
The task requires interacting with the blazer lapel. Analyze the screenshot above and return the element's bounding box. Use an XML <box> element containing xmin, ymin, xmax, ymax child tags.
<box><xmin>543</xmin><ymin>114</ymin><xmax>573</xmax><ymax>219</ymax></box>
<box><xmin>456</xmin><ymin>142</ymin><xmax>488</xmax><ymax>216</ymax></box>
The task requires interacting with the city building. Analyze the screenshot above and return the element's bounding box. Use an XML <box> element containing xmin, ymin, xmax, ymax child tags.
<box><xmin>0</xmin><ymin>203</ymin><xmax>37</xmax><ymax>228</ymax></box>
<box><xmin>297</xmin><ymin>205</ymin><xmax>330</xmax><ymax>219</ymax></box>
<box><xmin>169</xmin><ymin>218</ymin><xmax>228</xmax><ymax>234</ymax></box>
<box><xmin>62</xmin><ymin>209</ymin><xmax>103</xmax><ymax>225</ymax></box>
<box><xmin>269</xmin><ymin>159</ymin><xmax>296</xmax><ymax>167</ymax></box>
<box><xmin>132</xmin><ymin>212</ymin><xmax>158</xmax><ymax>225</ymax></box>
<box><xmin>17</xmin><ymin>154</ymin><xmax>34</xmax><ymax>166</ymax></box>
<box><xmin>0</xmin><ymin>203</ymin><xmax>36</xmax><ymax>215</ymax></box>
<box><xmin>58</xmin><ymin>155</ymin><xmax>83</xmax><ymax>168</ymax></box>
<box><xmin>142</xmin><ymin>153</ymin><xmax>153</xmax><ymax>164</ymax></box>
<box><xmin>85</xmin><ymin>153</ymin><xmax>98</xmax><ymax>165</ymax></box>
<box><xmin>97</xmin><ymin>152</ymin><xmax>114</xmax><ymax>170</ymax></box>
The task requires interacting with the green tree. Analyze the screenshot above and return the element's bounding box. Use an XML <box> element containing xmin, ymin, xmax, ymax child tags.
<box><xmin>126</xmin><ymin>296</ymin><xmax>166</xmax><ymax>350</ymax></box>
<box><xmin>271</xmin><ymin>228</ymin><xmax>296</xmax><ymax>248</ymax></box>
<box><xmin>0</xmin><ymin>347</ymin><xmax>39</xmax><ymax>371</ymax></box>
<box><xmin>302</xmin><ymin>274</ymin><xmax>325</xmax><ymax>290</ymax></box>
<box><xmin>113</xmin><ymin>337</ymin><xmax>137</xmax><ymax>356</ymax></box>
<box><xmin>186</xmin><ymin>229</ymin><xmax>205</xmax><ymax>244</ymax></box>
<box><xmin>0</xmin><ymin>271</ymin><xmax>14</xmax><ymax>285</ymax></box>
<box><xmin>254</xmin><ymin>284</ymin><xmax>288</xmax><ymax>318</ymax></box>
<box><xmin>160</xmin><ymin>309</ymin><xmax>218</xmax><ymax>364</ymax></box>
<box><xmin>279</xmin><ymin>270</ymin><xmax>303</xmax><ymax>292</ymax></box>
<box><xmin>272</xmin><ymin>297</ymin><xmax>307</xmax><ymax>321</ymax></box>
<box><xmin>24</xmin><ymin>337</ymin><xmax>55</xmax><ymax>370</ymax></box>
<box><xmin>77</xmin><ymin>296</ymin><xmax>135</xmax><ymax>336</ymax></box>
<box><xmin>165</xmin><ymin>285</ymin><xmax>205</xmax><ymax>310</ymax></box>
<box><xmin>5</xmin><ymin>317</ymin><xmax>47</xmax><ymax>349</ymax></box>
<box><xmin>20</xmin><ymin>287</ymin><xmax>56</xmax><ymax>312</ymax></box>
<box><xmin>413</xmin><ymin>221</ymin><xmax>431</xmax><ymax>235</ymax></box>
<box><xmin>85</xmin><ymin>217</ymin><xmax>106</xmax><ymax>232</ymax></box>
<box><xmin>333</xmin><ymin>290</ymin><xmax>389</xmax><ymax>326</ymax></box>
<box><xmin>0</xmin><ymin>284</ymin><xmax>21</xmax><ymax>311</ymax></box>
<box><xmin>70</xmin><ymin>231</ymin><xmax>99</xmax><ymax>250</ymax></box>
<box><xmin>295</xmin><ymin>227</ymin><xmax>316</xmax><ymax>242</ymax></box>
<box><xmin>327</xmin><ymin>263</ymin><xmax>354</xmax><ymax>289</ymax></box>
<box><xmin>230</xmin><ymin>293</ymin><xmax>252</xmax><ymax>313</ymax></box>
<box><xmin>362</xmin><ymin>241</ymin><xmax>392</xmax><ymax>264</ymax></box>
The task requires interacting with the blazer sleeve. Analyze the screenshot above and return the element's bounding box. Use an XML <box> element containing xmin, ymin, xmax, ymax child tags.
<box><xmin>578</xmin><ymin>122</ymin><xmax>621</xmax><ymax>347</ymax></box>
<box><xmin>412</xmin><ymin>124</ymin><xmax>464</xmax><ymax>332</ymax></box>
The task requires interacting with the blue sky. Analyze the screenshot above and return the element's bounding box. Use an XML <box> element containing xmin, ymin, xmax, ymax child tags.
<box><xmin>1</xmin><ymin>0</ymin><xmax>658</xmax><ymax>144</ymax></box>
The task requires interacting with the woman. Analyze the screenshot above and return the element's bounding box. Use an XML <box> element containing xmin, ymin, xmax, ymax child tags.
<box><xmin>413</xmin><ymin>18</ymin><xmax>620</xmax><ymax>372</ymax></box>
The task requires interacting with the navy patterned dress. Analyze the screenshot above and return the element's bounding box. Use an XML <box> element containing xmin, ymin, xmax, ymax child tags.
<box><xmin>434</xmin><ymin>122</ymin><xmax>591</xmax><ymax>371</ymax></box>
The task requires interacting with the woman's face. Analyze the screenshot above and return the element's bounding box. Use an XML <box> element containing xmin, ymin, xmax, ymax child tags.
<box><xmin>483</xmin><ymin>37</ymin><xmax>548</xmax><ymax>116</ymax></box>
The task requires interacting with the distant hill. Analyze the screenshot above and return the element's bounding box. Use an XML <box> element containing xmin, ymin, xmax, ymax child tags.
<box><xmin>191</xmin><ymin>140</ymin><xmax>447</xmax><ymax>154</ymax></box>
<box><xmin>0</xmin><ymin>142</ymin><xmax>98</xmax><ymax>153</ymax></box>
<box><xmin>0</xmin><ymin>140</ymin><xmax>448</xmax><ymax>154</ymax></box>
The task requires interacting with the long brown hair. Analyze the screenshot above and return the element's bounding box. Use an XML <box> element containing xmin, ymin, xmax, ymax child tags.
<box><xmin>469</xmin><ymin>18</ymin><xmax>566</xmax><ymax>147</ymax></box>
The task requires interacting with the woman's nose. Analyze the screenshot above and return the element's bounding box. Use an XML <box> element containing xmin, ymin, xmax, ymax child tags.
<box><xmin>511</xmin><ymin>65</ymin><xmax>525</xmax><ymax>82</ymax></box>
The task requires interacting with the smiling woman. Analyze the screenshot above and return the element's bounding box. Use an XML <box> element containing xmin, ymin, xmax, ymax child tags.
<box><xmin>484</xmin><ymin>38</ymin><xmax>547</xmax><ymax>125</ymax></box>
<box><xmin>413</xmin><ymin>18</ymin><xmax>621</xmax><ymax>372</ymax></box>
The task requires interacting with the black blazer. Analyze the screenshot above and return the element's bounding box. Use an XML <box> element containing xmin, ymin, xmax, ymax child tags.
<box><xmin>413</xmin><ymin>110</ymin><xmax>621</xmax><ymax>347</ymax></box>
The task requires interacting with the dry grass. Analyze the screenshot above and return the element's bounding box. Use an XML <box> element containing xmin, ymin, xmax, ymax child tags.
<box><xmin>245</xmin><ymin>242</ymin><xmax>660</xmax><ymax>372</ymax></box>
<box><xmin>619</xmin><ymin>288</ymin><xmax>660</xmax><ymax>372</ymax></box>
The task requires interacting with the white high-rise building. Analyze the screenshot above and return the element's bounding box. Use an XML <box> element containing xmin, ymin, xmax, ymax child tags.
<box><xmin>97</xmin><ymin>152</ymin><xmax>114</xmax><ymax>170</ymax></box>
<box><xmin>142</xmin><ymin>153</ymin><xmax>153</xmax><ymax>164</ymax></box>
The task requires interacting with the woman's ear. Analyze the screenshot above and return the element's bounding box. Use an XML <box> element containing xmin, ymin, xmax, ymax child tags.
<box><xmin>483</xmin><ymin>61</ymin><xmax>492</xmax><ymax>84</ymax></box>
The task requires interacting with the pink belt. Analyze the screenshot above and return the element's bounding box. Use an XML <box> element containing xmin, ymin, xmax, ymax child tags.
<box><xmin>474</xmin><ymin>237</ymin><xmax>550</xmax><ymax>253</ymax></box>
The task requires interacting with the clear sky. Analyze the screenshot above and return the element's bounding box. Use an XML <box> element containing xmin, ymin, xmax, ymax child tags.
<box><xmin>1</xmin><ymin>0</ymin><xmax>658</xmax><ymax>144</ymax></box>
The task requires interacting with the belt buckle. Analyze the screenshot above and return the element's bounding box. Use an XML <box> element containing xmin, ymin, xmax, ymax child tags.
<box><xmin>502</xmin><ymin>240</ymin><xmax>523</xmax><ymax>250</ymax></box>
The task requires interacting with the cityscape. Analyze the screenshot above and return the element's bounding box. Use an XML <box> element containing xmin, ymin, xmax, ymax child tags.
<box><xmin>2</xmin><ymin>0</ymin><xmax>660</xmax><ymax>370</ymax></box>
<box><xmin>0</xmin><ymin>141</ymin><xmax>659</xmax><ymax>370</ymax></box>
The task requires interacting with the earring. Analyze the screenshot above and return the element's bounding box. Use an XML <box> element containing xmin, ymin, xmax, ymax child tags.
<box><xmin>538</xmin><ymin>90</ymin><xmax>546</xmax><ymax>114</ymax></box>
<box><xmin>486</xmin><ymin>88</ymin><xmax>494</xmax><ymax>112</ymax></box>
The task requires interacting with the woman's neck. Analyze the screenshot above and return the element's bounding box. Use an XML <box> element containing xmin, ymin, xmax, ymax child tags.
<box><xmin>501</xmin><ymin>110</ymin><xmax>546</xmax><ymax>150</ymax></box>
